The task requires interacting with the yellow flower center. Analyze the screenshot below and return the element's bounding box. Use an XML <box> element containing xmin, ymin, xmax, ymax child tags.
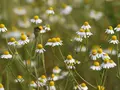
<box><xmin>26</xmin><ymin>60</ymin><xmax>31</xmax><ymax>65</ymax></box>
<box><xmin>98</xmin><ymin>48</ymin><xmax>103</xmax><ymax>54</ymax></box>
<box><xmin>48</xmin><ymin>39</ymin><xmax>52</xmax><ymax>42</ymax></box>
<box><xmin>112</xmin><ymin>35</ymin><xmax>117</xmax><ymax>40</ymax></box>
<box><xmin>62</xmin><ymin>4</ymin><xmax>67</xmax><ymax>8</ymax></box>
<box><xmin>49</xmin><ymin>81</ymin><xmax>54</xmax><ymax>86</ymax></box>
<box><xmin>117</xmin><ymin>24</ymin><xmax>120</xmax><ymax>28</ymax></box>
<box><xmin>0</xmin><ymin>84</ymin><xmax>3</xmax><ymax>88</ymax></box>
<box><xmin>41</xmin><ymin>75</ymin><xmax>46</xmax><ymax>79</ymax></box>
<box><xmin>49</xmin><ymin>7</ymin><xmax>53</xmax><ymax>10</ymax></box>
<box><xmin>10</xmin><ymin>37</ymin><xmax>16</xmax><ymax>42</ymax></box>
<box><xmin>84</xmin><ymin>22</ymin><xmax>89</xmax><ymax>26</ymax></box>
<box><xmin>17</xmin><ymin>75</ymin><xmax>22</xmax><ymax>79</ymax></box>
<box><xmin>104</xmin><ymin>59</ymin><xmax>109</xmax><ymax>63</ymax></box>
<box><xmin>52</xmin><ymin>38</ymin><xmax>57</xmax><ymax>42</ymax></box>
<box><xmin>108</xmin><ymin>26</ymin><xmax>113</xmax><ymax>30</ymax></box>
<box><xmin>39</xmin><ymin>26</ymin><xmax>43</xmax><ymax>30</ymax></box>
<box><xmin>79</xmin><ymin>29</ymin><xmax>85</xmax><ymax>32</ymax></box>
<box><xmin>30</xmin><ymin>81</ymin><xmax>35</xmax><ymax>84</ymax></box>
<box><xmin>67</xmin><ymin>55</ymin><xmax>73</xmax><ymax>60</ymax></box>
<box><xmin>92</xmin><ymin>49</ymin><xmax>97</xmax><ymax>55</ymax></box>
<box><xmin>56</xmin><ymin>37</ymin><xmax>61</xmax><ymax>42</ymax></box>
<box><xmin>34</xmin><ymin>15</ymin><xmax>39</xmax><ymax>20</ymax></box>
<box><xmin>94</xmin><ymin>61</ymin><xmax>100</xmax><ymax>66</ymax></box>
<box><xmin>37</xmin><ymin>44</ymin><xmax>43</xmax><ymax>49</ymax></box>
<box><xmin>81</xmin><ymin>83</ymin><xmax>86</xmax><ymax>87</ymax></box>
<box><xmin>0</xmin><ymin>24</ymin><xmax>5</xmax><ymax>28</ymax></box>
<box><xmin>109</xmin><ymin>60</ymin><xmax>114</xmax><ymax>63</ymax></box>
<box><xmin>51</xmin><ymin>74</ymin><xmax>55</xmax><ymax>78</ymax></box>
<box><xmin>4</xmin><ymin>51</ymin><xmax>9</xmax><ymax>55</ymax></box>
<box><xmin>54</xmin><ymin>66</ymin><xmax>59</xmax><ymax>70</ymax></box>
<box><xmin>21</xmin><ymin>35</ymin><xmax>27</xmax><ymax>40</ymax></box>
<box><xmin>98</xmin><ymin>85</ymin><xmax>105</xmax><ymax>90</ymax></box>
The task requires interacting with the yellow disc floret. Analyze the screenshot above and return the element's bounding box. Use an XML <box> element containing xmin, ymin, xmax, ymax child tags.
<box><xmin>37</xmin><ymin>44</ymin><xmax>43</xmax><ymax>49</ymax></box>
<box><xmin>104</xmin><ymin>59</ymin><xmax>109</xmax><ymax>63</ymax></box>
<box><xmin>52</xmin><ymin>38</ymin><xmax>57</xmax><ymax>42</ymax></box>
<box><xmin>34</xmin><ymin>15</ymin><xmax>39</xmax><ymax>20</ymax></box>
<box><xmin>94</xmin><ymin>61</ymin><xmax>100</xmax><ymax>66</ymax></box>
<box><xmin>67</xmin><ymin>55</ymin><xmax>73</xmax><ymax>60</ymax></box>
<box><xmin>54</xmin><ymin>66</ymin><xmax>59</xmax><ymax>70</ymax></box>
<box><xmin>49</xmin><ymin>7</ymin><xmax>53</xmax><ymax>10</ymax></box>
<box><xmin>51</xmin><ymin>74</ymin><xmax>55</xmax><ymax>78</ymax></box>
<box><xmin>0</xmin><ymin>83</ymin><xmax>3</xmax><ymax>88</ymax></box>
<box><xmin>108</xmin><ymin>26</ymin><xmax>113</xmax><ymax>30</ymax></box>
<box><xmin>98</xmin><ymin>48</ymin><xmax>103</xmax><ymax>54</ymax></box>
<box><xmin>92</xmin><ymin>49</ymin><xmax>97</xmax><ymax>55</ymax></box>
<box><xmin>49</xmin><ymin>81</ymin><xmax>54</xmax><ymax>86</ymax></box>
<box><xmin>41</xmin><ymin>75</ymin><xmax>46</xmax><ymax>79</ymax></box>
<box><xmin>117</xmin><ymin>24</ymin><xmax>120</xmax><ymax>28</ymax></box>
<box><xmin>48</xmin><ymin>39</ymin><xmax>52</xmax><ymax>42</ymax></box>
<box><xmin>109</xmin><ymin>60</ymin><xmax>114</xmax><ymax>63</ymax></box>
<box><xmin>21</xmin><ymin>35</ymin><xmax>27</xmax><ymax>40</ymax></box>
<box><xmin>10</xmin><ymin>37</ymin><xmax>16</xmax><ymax>42</ymax></box>
<box><xmin>30</xmin><ymin>81</ymin><xmax>35</xmax><ymax>84</ymax></box>
<box><xmin>0</xmin><ymin>24</ymin><xmax>5</xmax><ymax>28</ymax></box>
<box><xmin>56</xmin><ymin>37</ymin><xmax>61</xmax><ymax>42</ymax></box>
<box><xmin>4</xmin><ymin>51</ymin><xmax>9</xmax><ymax>55</ymax></box>
<box><xmin>79</xmin><ymin>29</ymin><xmax>85</xmax><ymax>32</ymax></box>
<box><xmin>17</xmin><ymin>75</ymin><xmax>22</xmax><ymax>79</ymax></box>
<box><xmin>81</xmin><ymin>83</ymin><xmax>86</xmax><ymax>87</ymax></box>
<box><xmin>112</xmin><ymin>35</ymin><xmax>117</xmax><ymax>40</ymax></box>
<box><xmin>39</xmin><ymin>26</ymin><xmax>43</xmax><ymax>30</ymax></box>
<box><xmin>26</xmin><ymin>60</ymin><xmax>31</xmax><ymax>65</ymax></box>
<box><xmin>84</xmin><ymin>22</ymin><xmax>89</xmax><ymax>26</ymax></box>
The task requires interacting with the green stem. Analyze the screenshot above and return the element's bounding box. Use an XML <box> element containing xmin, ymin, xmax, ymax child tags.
<box><xmin>6</xmin><ymin>70</ymin><xmax>9</xmax><ymax>90</ymax></box>
<box><xmin>100</xmin><ymin>69</ymin><xmax>105</xmax><ymax>85</ymax></box>
<box><xmin>102</xmin><ymin>70</ymin><xmax>107</xmax><ymax>86</ymax></box>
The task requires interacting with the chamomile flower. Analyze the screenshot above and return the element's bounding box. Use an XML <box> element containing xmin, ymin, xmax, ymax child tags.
<box><xmin>0</xmin><ymin>83</ymin><xmax>4</xmax><ymax>90</ymax></box>
<box><xmin>15</xmin><ymin>75</ymin><xmax>24</xmax><ymax>83</ymax></box>
<box><xmin>1</xmin><ymin>51</ymin><xmax>12</xmax><ymax>59</ymax></box>
<box><xmin>46</xmin><ymin>37</ymin><xmax>63</xmax><ymax>47</ymax></box>
<box><xmin>31</xmin><ymin>15</ymin><xmax>42</xmax><ymax>24</ymax></box>
<box><xmin>64</xmin><ymin>55</ymin><xmax>76</xmax><ymax>64</ymax></box>
<box><xmin>102</xmin><ymin>53</ymin><xmax>110</xmax><ymax>60</ymax></box>
<box><xmin>48</xmin><ymin>74</ymin><xmax>59</xmax><ymax>81</ymax></box>
<box><xmin>18</xmin><ymin>33</ymin><xmax>30</xmax><ymax>45</ymax></box>
<box><xmin>39</xmin><ymin>26</ymin><xmax>46</xmax><ymax>33</ymax></box>
<box><xmin>109</xmin><ymin>60</ymin><xmax>116</xmax><ymax>68</ymax></box>
<box><xmin>53</xmin><ymin>66</ymin><xmax>61</xmax><ymax>74</ymax></box>
<box><xmin>105</xmin><ymin>26</ymin><xmax>114</xmax><ymax>34</ymax></box>
<box><xmin>104</xmin><ymin>47</ymin><xmax>117</xmax><ymax>55</ymax></box>
<box><xmin>43</xmin><ymin>24</ymin><xmax>51</xmax><ymax>31</ymax></box>
<box><xmin>35</xmin><ymin>44</ymin><xmax>46</xmax><ymax>54</ymax></box>
<box><xmin>74</xmin><ymin>83</ymin><xmax>88</xmax><ymax>90</ymax></box>
<box><xmin>76</xmin><ymin>29</ymin><xmax>86</xmax><ymax>38</ymax></box>
<box><xmin>90</xmin><ymin>61</ymin><xmax>101</xmax><ymax>71</ymax></box>
<box><xmin>23</xmin><ymin>60</ymin><xmax>36</xmax><ymax>67</ymax></box>
<box><xmin>85</xmin><ymin>29</ymin><xmax>93</xmax><ymax>37</ymax></box>
<box><xmin>109</xmin><ymin>35</ymin><xmax>119</xmax><ymax>44</ymax></box>
<box><xmin>101</xmin><ymin>59</ymin><xmax>111</xmax><ymax>69</ymax></box>
<box><xmin>46</xmin><ymin>7</ymin><xmax>55</xmax><ymax>15</ymax></box>
<box><xmin>81</xmin><ymin>22</ymin><xmax>91</xmax><ymax>30</ymax></box>
<box><xmin>13</xmin><ymin>7</ymin><xmax>26</xmax><ymax>15</ymax></box>
<box><xmin>61</xmin><ymin>4</ymin><xmax>72</xmax><ymax>15</ymax></box>
<box><xmin>73</xmin><ymin>35</ymin><xmax>83</xmax><ymax>42</ymax></box>
<box><xmin>114</xmin><ymin>24</ymin><xmax>120</xmax><ymax>32</ymax></box>
<box><xmin>30</xmin><ymin>81</ymin><xmax>37</xmax><ymax>88</ymax></box>
<box><xmin>97</xmin><ymin>48</ymin><xmax>105</xmax><ymax>58</ymax></box>
<box><xmin>90</xmin><ymin>49</ymin><xmax>98</xmax><ymax>60</ymax></box>
<box><xmin>0</xmin><ymin>24</ymin><xmax>7</xmax><ymax>32</ymax></box>
<box><xmin>37</xmin><ymin>75</ymin><xmax>47</xmax><ymax>86</ymax></box>
<box><xmin>8</xmin><ymin>37</ymin><xmax>16</xmax><ymax>46</ymax></box>
<box><xmin>49</xmin><ymin>81</ymin><xmax>56</xmax><ymax>90</ymax></box>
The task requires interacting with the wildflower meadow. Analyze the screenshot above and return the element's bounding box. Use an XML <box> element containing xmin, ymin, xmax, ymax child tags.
<box><xmin>0</xmin><ymin>0</ymin><xmax>120</xmax><ymax>90</ymax></box>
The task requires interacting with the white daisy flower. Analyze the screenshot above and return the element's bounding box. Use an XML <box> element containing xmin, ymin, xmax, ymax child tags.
<box><xmin>85</xmin><ymin>29</ymin><xmax>93</xmax><ymax>37</ymax></box>
<box><xmin>35</xmin><ymin>44</ymin><xmax>46</xmax><ymax>54</ymax></box>
<box><xmin>97</xmin><ymin>48</ymin><xmax>105</xmax><ymax>58</ymax></box>
<box><xmin>49</xmin><ymin>81</ymin><xmax>56</xmax><ymax>90</ymax></box>
<box><xmin>18</xmin><ymin>33</ymin><xmax>30</xmax><ymax>45</ymax></box>
<box><xmin>73</xmin><ymin>35</ymin><xmax>83</xmax><ymax>42</ymax></box>
<box><xmin>0</xmin><ymin>24</ymin><xmax>7</xmax><ymax>32</ymax></box>
<box><xmin>74</xmin><ymin>83</ymin><xmax>88</xmax><ymax>90</ymax></box>
<box><xmin>37</xmin><ymin>75</ymin><xmax>47</xmax><ymax>87</ymax></box>
<box><xmin>109</xmin><ymin>60</ymin><xmax>117</xmax><ymax>68</ymax></box>
<box><xmin>90</xmin><ymin>61</ymin><xmax>101</xmax><ymax>71</ymax></box>
<box><xmin>45</xmin><ymin>39</ymin><xmax>53</xmax><ymax>46</ymax></box>
<box><xmin>13</xmin><ymin>7</ymin><xmax>26</xmax><ymax>15</ymax></box>
<box><xmin>103</xmin><ymin>47</ymin><xmax>117</xmax><ymax>55</ymax></box>
<box><xmin>31</xmin><ymin>15</ymin><xmax>42</xmax><ymax>24</ymax></box>
<box><xmin>76</xmin><ymin>29</ymin><xmax>86</xmax><ymax>38</ymax></box>
<box><xmin>15</xmin><ymin>75</ymin><xmax>24</xmax><ymax>83</ymax></box>
<box><xmin>30</xmin><ymin>81</ymin><xmax>37</xmax><ymax>88</ymax></box>
<box><xmin>0</xmin><ymin>83</ymin><xmax>4</xmax><ymax>90</ymax></box>
<box><xmin>1</xmin><ymin>51</ymin><xmax>12</xmax><ymax>59</ymax></box>
<box><xmin>39</xmin><ymin>26</ymin><xmax>46</xmax><ymax>33</ymax></box>
<box><xmin>46</xmin><ymin>7</ymin><xmax>55</xmax><ymax>15</ymax></box>
<box><xmin>90</xmin><ymin>49</ymin><xmax>98</xmax><ymax>60</ymax></box>
<box><xmin>8</xmin><ymin>37</ymin><xmax>17</xmax><ymax>46</ymax></box>
<box><xmin>102</xmin><ymin>53</ymin><xmax>110</xmax><ymax>60</ymax></box>
<box><xmin>109</xmin><ymin>35</ymin><xmax>119</xmax><ymax>44</ymax></box>
<box><xmin>89</xmin><ymin>10</ymin><xmax>103</xmax><ymax>21</ymax></box>
<box><xmin>53</xmin><ymin>66</ymin><xmax>61</xmax><ymax>74</ymax></box>
<box><xmin>23</xmin><ymin>60</ymin><xmax>36</xmax><ymax>67</ymax></box>
<box><xmin>59</xmin><ymin>71</ymin><xmax>68</xmax><ymax>79</ymax></box>
<box><xmin>48</xmin><ymin>74</ymin><xmax>59</xmax><ymax>81</ymax></box>
<box><xmin>114</xmin><ymin>24</ymin><xmax>120</xmax><ymax>32</ymax></box>
<box><xmin>101</xmin><ymin>59</ymin><xmax>111</xmax><ymax>69</ymax></box>
<box><xmin>43</xmin><ymin>24</ymin><xmax>51</xmax><ymax>31</ymax></box>
<box><xmin>81</xmin><ymin>22</ymin><xmax>91</xmax><ymax>30</ymax></box>
<box><xmin>60</xmin><ymin>4</ymin><xmax>72</xmax><ymax>15</ymax></box>
<box><xmin>105</xmin><ymin>26</ymin><xmax>114</xmax><ymax>34</ymax></box>
<box><xmin>64</xmin><ymin>55</ymin><xmax>76</xmax><ymax>64</ymax></box>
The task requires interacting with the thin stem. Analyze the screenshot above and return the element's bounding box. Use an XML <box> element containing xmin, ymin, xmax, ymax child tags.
<box><xmin>100</xmin><ymin>69</ymin><xmax>105</xmax><ymax>85</ymax></box>
<box><xmin>74</xmin><ymin>69</ymin><xmax>97</xmax><ymax>89</ymax></box>
<box><xmin>6</xmin><ymin>70</ymin><xmax>9</xmax><ymax>90</ymax></box>
<box><xmin>102</xmin><ymin>70</ymin><xmax>107</xmax><ymax>86</ymax></box>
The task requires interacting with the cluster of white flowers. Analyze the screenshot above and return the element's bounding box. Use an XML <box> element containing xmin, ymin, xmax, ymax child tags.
<box><xmin>64</xmin><ymin>55</ymin><xmax>80</xmax><ymax>69</ymax></box>
<box><xmin>90</xmin><ymin>48</ymin><xmax>116</xmax><ymax>71</ymax></box>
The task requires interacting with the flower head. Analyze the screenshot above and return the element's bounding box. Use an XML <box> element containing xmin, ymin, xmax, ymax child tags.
<box><xmin>31</xmin><ymin>15</ymin><xmax>42</xmax><ymax>24</ymax></box>
<box><xmin>0</xmin><ymin>24</ymin><xmax>7</xmax><ymax>32</ymax></box>
<box><xmin>109</xmin><ymin>35</ymin><xmax>119</xmax><ymax>44</ymax></box>
<box><xmin>15</xmin><ymin>75</ymin><xmax>24</xmax><ymax>83</ymax></box>
<box><xmin>36</xmin><ymin>44</ymin><xmax>46</xmax><ymax>54</ymax></box>
<box><xmin>46</xmin><ymin>7</ymin><xmax>55</xmax><ymax>15</ymax></box>
<box><xmin>1</xmin><ymin>51</ymin><xmax>12</xmax><ymax>59</ymax></box>
<box><xmin>114</xmin><ymin>24</ymin><xmax>120</xmax><ymax>32</ymax></box>
<box><xmin>81</xmin><ymin>21</ymin><xmax>91</xmax><ymax>30</ymax></box>
<box><xmin>90</xmin><ymin>61</ymin><xmax>101</xmax><ymax>71</ymax></box>
<box><xmin>0</xmin><ymin>83</ymin><xmax>4</xmax><ymax>90</ymax></box>
<box><xmin>105</xmin><ymin>26</ymin><xmax>114</xmax><ymax>34</ymax></box>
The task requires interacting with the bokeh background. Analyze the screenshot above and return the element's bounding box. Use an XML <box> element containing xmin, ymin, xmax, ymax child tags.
<box><xmin>0</xmin><ymin>0</ymin><xmax>120</xmax><ymax>90</ymax></box>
